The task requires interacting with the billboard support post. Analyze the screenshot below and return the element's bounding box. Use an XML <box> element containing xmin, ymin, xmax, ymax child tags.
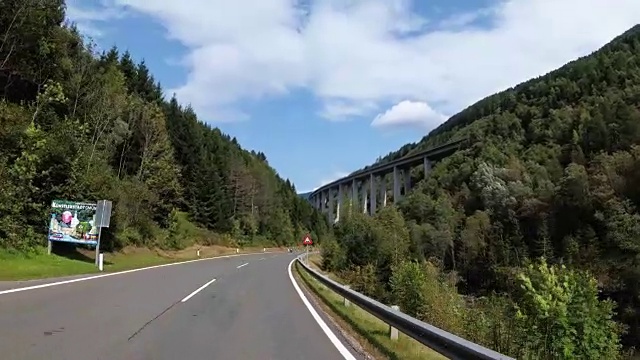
<box><xmin>95</xmin><ymin>226</ymin><xmax>102</xmax><ymax>266</ymax></box>
<box><xmin>94</xmin><ymin>200</ymin><xmax>112</xmax><ymax>268</ymax></box>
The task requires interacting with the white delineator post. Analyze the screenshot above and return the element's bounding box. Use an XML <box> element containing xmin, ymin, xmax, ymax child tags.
<box><xmin>389</xmin><ymin>305</ymin><xmax>400</xmax><ymax>340</ymax></box>
<box><xmin>98</xmin><ymin>253</ymin><xmax>104</xmax><ymax>272</ymax></box>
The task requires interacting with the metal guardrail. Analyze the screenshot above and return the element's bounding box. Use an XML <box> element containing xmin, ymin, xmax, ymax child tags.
<box><xmin>296</xmin><ymin>255</ymin><xmax>514</xmax><ymax>360</ymax></box>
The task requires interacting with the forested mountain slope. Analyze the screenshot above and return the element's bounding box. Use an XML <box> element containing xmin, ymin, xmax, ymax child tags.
<box><xmin>335</xmin><ymin>24</ymin><xmax>640</xmax><ymax>349</ymax></box>
<box><xmin>374</xmin><ymin>24</ymin><xmax>640</xmax><ymax>164</ymax></box>
<box><xmin>0</xmin><ymin>0</ymin><xmax>328</xmax><ymax>252</ymax></box>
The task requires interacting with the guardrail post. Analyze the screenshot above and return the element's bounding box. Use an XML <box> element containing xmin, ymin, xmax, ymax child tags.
<box><xmin>344</xmin><ymin>285</ymin><xmax>351</xmax><ymax>307</ymax></box>
<box><xmin>296</xmin><ymin>254</ymin><xmax>514</xmax><ymax>359</ymax></box>
<box><xmin>389</xmin><ymin>305</ymin><xmax>399</xmax><ymax>340</ymax></box>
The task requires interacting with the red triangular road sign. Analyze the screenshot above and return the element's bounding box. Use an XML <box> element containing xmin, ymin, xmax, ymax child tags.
<box><xmin>302</xmin><ymin>234</ymin><xmax>313</xmax><ymax>245</ymax></box>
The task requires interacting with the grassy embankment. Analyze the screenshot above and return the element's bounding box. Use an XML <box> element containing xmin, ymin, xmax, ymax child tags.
<box><xmin>294</xmin><ymin>254</ymin><xmax>446</xmax><ymax>360</ymax></box>
<box><xmin>0</xmin><ymin>245</ymin><xmax>286</xmax><ymax>281</ymax></box>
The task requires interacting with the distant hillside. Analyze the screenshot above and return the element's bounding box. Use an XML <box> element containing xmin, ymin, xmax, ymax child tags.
<box><xmin>344</xmin><ymin>24</ymin><xmax>640</xmax><ymax>348</ymax></box>
<box><xmin>298</xmin><ymin>191</ymin><xmax>312</xmax><ymax>200</ymax></box>
<box><xmin>369</xmin><ymin>24</ymin><xmax>640</xmax><ymax>168</ymax></box>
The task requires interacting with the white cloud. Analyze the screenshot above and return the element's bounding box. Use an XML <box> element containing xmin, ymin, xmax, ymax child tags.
<box><xmin>320</xmin><ymin>99</ymin><xmax>379</xmax><ymax>121</ymax></box>
<box><xmin>318</xmin><ymin>171</ymin><xmax>350</xmax><ymax>189</ymax></box>
<box><xmin>371</xmin><ymin>100</ymin><xmax>446</xmax><ymax>129</ymax></box>
<box><xmin>301</xmin><ymin>171</ymin><xmax>350</xmax><ymax>193</ymax></box>
<box><xmin>79</xmin><ymin>0</ymin><xmax>640</xmax><ymax>122</ymax></box>
<box><xmin>66</xmin><ymin>0</ymin><xmax>127</xmax><ymax>39</ymax></box>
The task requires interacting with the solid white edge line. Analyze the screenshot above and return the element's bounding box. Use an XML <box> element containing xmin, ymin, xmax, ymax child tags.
<box><xmin>287</xmin><ymin>258</ymin><xmax>356</xmax><ymax>360</ymax></box>
<box><xmin>0</xmin><ymin>252</ymin><xmax>279</xmax><ymax>296</ymax></box>
<box><xmin>236</xmin><ymin>262</ymin><xmax>249</xmax><ymax>269</ymax></box>
<box><xmin>181</xmin><ymin>278</ymin><xmax>217</xmax><ymax>303</ymax></box>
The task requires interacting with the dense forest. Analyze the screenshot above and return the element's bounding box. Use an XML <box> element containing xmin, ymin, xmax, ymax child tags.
<box><xmin>0</xmin><ymin>0</ymin><xmax>328</xmax><ymax>252</ymax></box>
<box><xmin>322</xmin><ymin>24</ymin><xmax>640</xmax><ymax>358</ymax></box>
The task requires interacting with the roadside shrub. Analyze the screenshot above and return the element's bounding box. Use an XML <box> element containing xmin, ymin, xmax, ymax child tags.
<box><xmin>320</xmin><ymin>235</ymin><xmax>346</xmax><ymax>271</ymax></box>
<box><xmin>513</xmin><ymin>259</ymin><xmax>622</xmax><ymax>359</ymax></box>
<box><xmin>464</xmin><ymin>295</ymin><xmax>521</xmax><ymax>356</ymax></box>
<box><xmin>389</xmin><ymin>259</ymin><xmax>466</xmax><ymax>333</ymax></box>
<box><xmin>420</xmin><ymin>261</ymin><xmax>467</xmax><ymax>334</ymax></box>
<box><xmin>164</xmin><ymin>209</ymin><xmax>198</xmax><ymax>250</ymax></box>
<box><xmin>389</xmin><ymin>260</ymin><xmax>427</xmax><ymax>317</ymax></box>
<box><xmin>341</xmin><ymin>263</ymin><xmax>380</xmax><ymax>298</ymax></box>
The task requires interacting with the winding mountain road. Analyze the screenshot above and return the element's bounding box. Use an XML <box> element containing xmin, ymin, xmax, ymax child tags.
<box><xmin>0</xmin><ymin>252</ymin><xmax>362</xmax><ymax>360</ymax></box>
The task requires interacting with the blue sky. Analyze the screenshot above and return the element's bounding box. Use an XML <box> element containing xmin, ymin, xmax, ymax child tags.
<box><xmin>66</xmin><ymin>0</ymin><xmax>640</xmax><ymax>192</ymax></box>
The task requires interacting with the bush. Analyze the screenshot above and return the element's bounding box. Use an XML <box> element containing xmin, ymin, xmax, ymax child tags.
<box><xmin>341</xmin><ymin>263</ymin><xmax>380</xmax><ymax>299</ymax></box>
<box><xmin>420</xmin><ymin>261</ymin><xmax>467</xmax><ymax>334</ymax></box>
<box><xmin>513</xmin><ymin>259</ymin><xmax>622</xmax><ymax>359</ymax></box>
<box><xmin>164</xmin><ymin>209</ymin><xmax>197</xmax><ymax>250</ymax></box>
<box><xmin>164</xmin><ymin>209</ymin><xmax>228</xmax><ymax>250</ymax></box>
<box><xmin>389</xmin><ymin>259</ymin><xmax>466</xmax><ymax>333</ymax></box>
<box><xmin>320</xmin><ymin>235</ymin><xmax>346</xmax><ymax>271</ymax></box>
<box><xmin>389</xmin><ymin>260</ymin><xmax>427</xmax><ymax>317</ymax></box>
<box><xmin>464</xmin><ymin>295</ymin><xmax>521</xmax><ymax>356</ymax></box>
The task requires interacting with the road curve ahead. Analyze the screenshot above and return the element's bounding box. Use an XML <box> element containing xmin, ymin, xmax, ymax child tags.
<box><xmin>0</xmin><ymin>252</ymin><xmax>360</xmax><ymax>360</ymax></box>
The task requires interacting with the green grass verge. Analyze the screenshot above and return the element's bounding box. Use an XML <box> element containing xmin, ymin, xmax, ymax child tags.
<box><xmin>295</xmin><ymin>261</ymin><xmax>446</xmax><ymax>360</ymax></box>
<box><xmin>0</xmin><ymin>246</ymin><xmax>267</xmax><ymax>281</ymax></box>
<box><xmin>0</xmin><ymin>249</ymin><xmax>186</xmax><ymax>281</ymax></box>
<box><xmin>0</xmin><ymin>250</ymin><xmax>97</xmax><ymax>280</ymax></box>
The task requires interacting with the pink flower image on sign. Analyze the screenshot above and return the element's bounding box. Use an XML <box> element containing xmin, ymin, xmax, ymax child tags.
<box><xmin>62</xmin><ymin>211</ymin><xmax>72</xmax><ymax>224</ymax></box>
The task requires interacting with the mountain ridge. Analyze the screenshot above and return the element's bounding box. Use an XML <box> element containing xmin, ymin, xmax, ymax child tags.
<box><xmin>367</xmin><ymin>23</ymin><xmax>640</xmax><ymax>168</ymax></box>
<box><xmin>330</xmin><ymin>23</ymin><xmax>640</xmax><ymax>349</ymax></box>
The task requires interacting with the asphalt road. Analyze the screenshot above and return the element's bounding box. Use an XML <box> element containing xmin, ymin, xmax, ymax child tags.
<box><xmin>0</xmin><ymin>252</ymin><xmax>362</xmax><ymax>360</ymax></box>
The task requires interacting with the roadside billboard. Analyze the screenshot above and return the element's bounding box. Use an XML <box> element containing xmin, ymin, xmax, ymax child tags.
<box><xmin>48</xmin><ymin>200</ymin><xmax>99</xmax><ymax>245</ymax></box>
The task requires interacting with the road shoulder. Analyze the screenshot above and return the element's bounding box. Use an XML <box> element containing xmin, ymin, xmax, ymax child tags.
<box><xmin>291</xmin><ymin>260</ymin><xmax>375</xmax><ymax>360</ymax></box>
<box><xmin>293</xmin><ymin>258</ymin><xmax>447</xmax><ymax>360</ymax></box>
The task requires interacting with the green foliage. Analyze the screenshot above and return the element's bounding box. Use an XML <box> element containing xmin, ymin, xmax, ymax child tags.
<box><xmin>166</xmin><ymin>209</ymin><xmax>199</xmax><ymax>250</ymax></box>
<box><xmin>389</xmin><ymin>261</ymin><xmax>427</xmax><ymax>318</ymax></box>
<box><xmin>0</xmin><ymin>1</ymin><xmax>326</xmax><ymax>253</ymax></box>
<box><xmin>320</xmin><ymin>235</ymin><xmax>346</xmax><ymax>272</ymax></box>
<box><xmin>341</xmin><ymin>263</ymin><xmax>380</xmax><ymax>299</ymax></box>
<box><xmin>514</xmin><ymin>259</ymin><xmax>622</xmax><ymax>360</ymax></box>
<box><xmin>464</xmin><ymin>295</ymin><xmax>521</xmax><ymax>356</ymax></box>
<box><xmin>418</xmin><ymin>261</ymin><xmax>467</xmax><ymax>335</ymax></box>
<box><xmin>327</xmin><ymin>25</ymin><xmax>640</xmax><ymax>357</ymax></box>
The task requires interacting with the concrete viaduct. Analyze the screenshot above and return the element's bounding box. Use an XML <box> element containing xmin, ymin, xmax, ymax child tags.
<box><xmin>308</xmin><ymin>139</ymin><xmax>466</xmax><ymax>224</ymax></box>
